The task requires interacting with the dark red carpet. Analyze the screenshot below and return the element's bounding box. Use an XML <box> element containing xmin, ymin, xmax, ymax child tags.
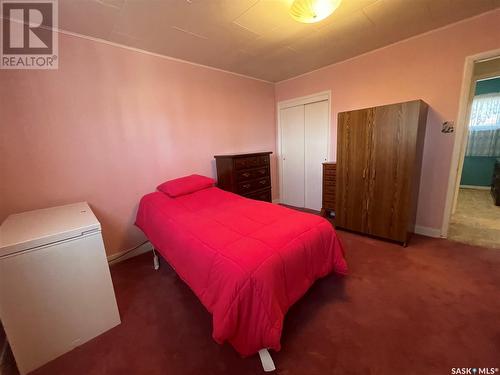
<box><xmin>13</xmin><ymin>231</ymin><xmax>500</xmax><ymax>374</ymax></box>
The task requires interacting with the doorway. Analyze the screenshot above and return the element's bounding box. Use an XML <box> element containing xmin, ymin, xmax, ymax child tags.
<box><xmin>444</xmin><ymin>56</ymin><xmax>500</xmax><ymax>248</ymax></box>
<box><xmin>278</xmin><ymin>91</ymin><xmax>331</xmax><ymax>211</ymax></box>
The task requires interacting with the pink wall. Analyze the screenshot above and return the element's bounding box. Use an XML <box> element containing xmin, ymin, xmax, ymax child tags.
<box><xmin>0</xmin><ymin>33</ymin><xmax>276</xmax><ymax>256</ymax></box>
<box><xmin>276</xmin><ymin>10</ymin><xmax>500</xmax><ymax>231</ymax></box>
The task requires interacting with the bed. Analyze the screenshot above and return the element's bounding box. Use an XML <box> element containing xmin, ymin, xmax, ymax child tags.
<box><xmin>135</xmin><ymin>175</ymin><xmax>347</xmax><ymax>369</ymax></box>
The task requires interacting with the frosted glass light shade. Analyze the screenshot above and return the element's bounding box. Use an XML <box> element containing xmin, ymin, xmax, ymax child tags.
<box><xmin>289</xmin><ymin>0</ymin><xmax>342</xmax><ymax>23</ymax></box>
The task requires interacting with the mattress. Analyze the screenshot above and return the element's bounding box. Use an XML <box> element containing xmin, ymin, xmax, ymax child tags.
<box><xmin>135</xmin><ymin>187</ymin><xmax>347</xmax><ymax>356</ymax></box>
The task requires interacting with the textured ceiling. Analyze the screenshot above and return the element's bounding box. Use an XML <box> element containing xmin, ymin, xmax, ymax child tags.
<box><xmin>58</xmin><ymin>0</ymin><xmax>500</xmax><ymax>82</ymax></box>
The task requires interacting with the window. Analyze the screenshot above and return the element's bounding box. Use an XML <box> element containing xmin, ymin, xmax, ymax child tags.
<box><xmin>469</xmin><ymin>93</ymin><xmax>500</xmax><ymax>131</ymax></box>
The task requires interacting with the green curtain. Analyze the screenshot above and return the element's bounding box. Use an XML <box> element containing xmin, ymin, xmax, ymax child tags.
<box><xmin>466</xmin><ymin>93</ymin><xmax>500</xmax><ymax>157</ymax></box>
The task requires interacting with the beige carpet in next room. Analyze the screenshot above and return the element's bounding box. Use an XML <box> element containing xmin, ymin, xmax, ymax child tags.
<box><xmin>448</xmin><ymin>188</ymin><xmax>500</xmax><ymax>249</ymax></box>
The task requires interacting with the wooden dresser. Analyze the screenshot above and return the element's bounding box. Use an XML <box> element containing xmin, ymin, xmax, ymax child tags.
<box><xmin>321</xmin><ymin>162</ymin><xmax>336</xmax><ymax>217</ymax></box>
<box><xmin>214</xmin><ymin>152</ymin><xmax>272</xmax><ymax>202</ymax></box>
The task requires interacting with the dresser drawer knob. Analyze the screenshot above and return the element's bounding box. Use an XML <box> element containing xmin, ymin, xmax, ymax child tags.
<box><xmin>242</xmin><ymin>172</ymin><xmax>250</xmax><ymax>178</ymax></box>
<box><xmin>259</xmin><ymin>180</ymin><xmax>267</xmax><ymax>185</ymax></box>
<box><xmin>243</xmin><ymin>183</ymin><xmax>251</xmax><ymax>189</ymax></box>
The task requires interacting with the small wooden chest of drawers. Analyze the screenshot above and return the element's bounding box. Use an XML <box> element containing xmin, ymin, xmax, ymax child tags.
<box><xmin>214</xmin><ymin>152</ymin><xmax>272</xmax><ymax>202</ymax></box>
<box><xmin>321</xmin><ymin>162</ymin><xmax>336</xmax><ymax>217</ymax></box>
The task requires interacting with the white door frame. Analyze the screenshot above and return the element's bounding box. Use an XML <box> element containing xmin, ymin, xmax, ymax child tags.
<box><xmin>276</xmin><ymin>90</ymin><xmax>332</xmax><ymax>205</ymax></box>
<box><xmin>441</xmin><ymin>48</ymin><xmax>500</xmax><ymax>237</ymax></box>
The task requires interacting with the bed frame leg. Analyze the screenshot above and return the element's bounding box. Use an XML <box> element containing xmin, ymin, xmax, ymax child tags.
<box><xmin>258</xmin><ymin>349</ymin><xmax>276</xmax><ymax>372</ymax></box>
<box><xmin>152</xmin><ymin>248</ymin><xmax>160</xmax><ymax>270</ymax></box>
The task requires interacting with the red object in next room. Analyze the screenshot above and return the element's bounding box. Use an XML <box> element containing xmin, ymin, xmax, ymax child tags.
<box><xmin>135</xmin><ymin>181</ymin><xmax>347</xmax><ymax>357</ymax></box>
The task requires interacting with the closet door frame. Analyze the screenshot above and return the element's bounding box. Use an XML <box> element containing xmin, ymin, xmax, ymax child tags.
<box><xmin>277</xmin><ymin>90</ymin><xmax>332</xmax><ymax>205</ymax></box>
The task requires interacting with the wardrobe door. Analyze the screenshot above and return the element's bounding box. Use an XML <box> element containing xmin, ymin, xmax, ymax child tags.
<box><xmin>304</xmin><ymin>100</ymin><xmax>329</xmax><ymax>211</ymax></box>
<box><xmin>336</xmin><ymin>108</ymin><xmax>374</xmax><ymax>233</ymax></box>
<box><xmin>367</xmin><ymin>102</ymin><xmax>421</xmax><ymax>242</ymax></box>
<box><xmin>280</xmin><ymin>105</ymin><xmax>305</xmax><ymax>207</ymax></box>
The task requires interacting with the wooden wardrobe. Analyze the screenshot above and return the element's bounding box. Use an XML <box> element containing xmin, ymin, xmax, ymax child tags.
<box><xmin>336</xmin><ymin>100</ymin><xmax>428</xmax><ymax>245</ymax></box>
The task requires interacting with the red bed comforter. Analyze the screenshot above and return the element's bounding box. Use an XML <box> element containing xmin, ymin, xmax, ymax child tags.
<box><xmin>135</xmin><ymin>187</ymin><xmax>347</xmax><ymax>356</ymax></box>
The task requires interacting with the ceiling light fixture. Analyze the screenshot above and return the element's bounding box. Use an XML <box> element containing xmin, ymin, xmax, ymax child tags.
<box><xmin>289</xmin><ymin>0</ymin><xmax>342</xmax><ymax>23</ymax></box>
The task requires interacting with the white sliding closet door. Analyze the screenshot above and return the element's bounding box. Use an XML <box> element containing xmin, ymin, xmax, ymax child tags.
<box><xmin>280</xmin><ymin>105</ymin><xmax>305</xmax><ymax>207</ymax></box>
<box><xmin>279</xmin><ymin>96</ymin><xmax>329</xmax><ymax>210</ymax></box>
<box><xmin>304</xmin><ymin>100</ymin><xmax>329</xmax><ymax>211</ymax></box>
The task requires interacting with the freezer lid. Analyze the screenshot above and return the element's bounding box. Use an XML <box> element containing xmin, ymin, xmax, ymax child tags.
<box><xmin>0</xmin><ymin>202</ymin><xmax>101</xmax><ymax>257</ymax></box>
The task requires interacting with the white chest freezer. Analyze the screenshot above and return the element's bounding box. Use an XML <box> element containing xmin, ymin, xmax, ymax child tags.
<box><xmin>0</xmin><ymin>202</ymin><xmax>121</xmax><ymax>374</ymax></box>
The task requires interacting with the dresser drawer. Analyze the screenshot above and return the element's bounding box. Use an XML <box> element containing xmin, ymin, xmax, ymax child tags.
<box><xmin>323</xmin><ymin>169</ymin><xmax>336</xmax><ymax>178</ymax></box>
<box><xmin>324</xmin><ymin>174</ymin><xmax>335</xmax><ymax>182</ymax></box>
<box><xmin>323</xmin><ymin>200</ymin><xmax>335</xmax><ymax>210</ymax></box>
<box><xmin>236</xmin><ymin>166</ymin><xmax>269</xmax><ymax>181</ymax></box>
<box><xmin>243</xmin><ymin>188</ymin><xmax>272</xmax><ymax>202</ymax></box>
<box><xmin>323</xmin><ymin>180</ymin><xmax>337</xmax><ymax>189</ymax></box>
<box><xmin>234</xmin><ymin>155</ymin><xmax>269</xmax><ymax>170</ymax></box>
<box><xmin>323</xmin><ymin>192</ymin><xmax>335</xmax><ymax>202</ymax></box>
<box><xmin>238</xmin><ymin>177</ymin><xmax>270</xmax><ymax>194</ymax></box>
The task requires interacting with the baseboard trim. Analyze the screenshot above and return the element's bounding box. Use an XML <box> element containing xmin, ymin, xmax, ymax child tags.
<box><xmin>107</xmin><ymin>241</ymin><xmax>153</xmax><ymax>265</ymax></box>
<box><xmin>414</xmin><ymin>225</ymin><xmax>442</xmax><ymax>238</ymax></box>
<box><xmin>460</xmin><ymin>185</ymin><xmax>490</xmax><ymax>190</ymax></box>
<box><xmin>272</xmin><ymin>198</ymin><xmax>281</xmax><ymax>204</ymax></box>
